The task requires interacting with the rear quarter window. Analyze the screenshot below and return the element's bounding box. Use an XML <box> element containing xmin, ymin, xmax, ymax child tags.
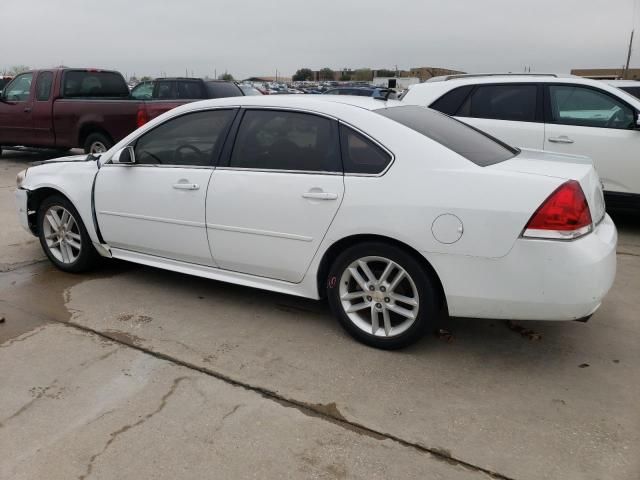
<box><xmin>62</xmin><ymin>70</ymin><xmax>129</xmax><ymax>98</ymax></box>
<box><xmin>340</xmin><ymin>125</ymin><xmax>392</xmax><ymax>174</ymax></box>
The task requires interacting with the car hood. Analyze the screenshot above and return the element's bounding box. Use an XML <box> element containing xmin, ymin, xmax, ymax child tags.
<box><xmin>34</xmin><ymin>154</ymin><xmax>99</xmax><ymax>166</ymax></box>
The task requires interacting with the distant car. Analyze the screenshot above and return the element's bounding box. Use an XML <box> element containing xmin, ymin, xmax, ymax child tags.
<box><xmin>323</xmin><ymin>87</ymin><xmax>398</xmax><ymax>99</ymax></box>
<box><xmin>16</xmin><ymin>96</ymin><xmax>616</xmax><ymax>349</ymax></box>
<box><xmin>402</xmin><ymin>73</ymin><xmax>640</xmax><ymax>209</ymax></box>
<box><xmin>238</xmin><ymin>84</ymin><xmax>263</xmax><ymax>96</ymax></box>
<box><xmin>606</xmin><ymin>80</ymin><xmax>640</xmax><ymax>99</ymax></box>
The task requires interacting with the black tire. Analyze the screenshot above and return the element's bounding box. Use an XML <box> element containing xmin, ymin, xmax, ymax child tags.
<box><xmin>83</xmin><ymin>132</ymin><xmax>112</xmax><ymax>154</ymax></box>
<box><xmin>37</xmin><ymin>194</ymin><xmax>99</xmax><ymax>273</ymax></box>
<box><xmin>327</xmin><ymin>242</ymin><xmax>438</xmax><ymax>350</ymax></box>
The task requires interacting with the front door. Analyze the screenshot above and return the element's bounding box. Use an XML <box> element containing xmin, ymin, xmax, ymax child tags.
<box><xmin>206</xmin><ymin>109</ymin><xmax>344</xmax><ymax>283</ymax></box>
<box><xmin>95</xmin><ymin>108</ymin><xmax>237</xmax><ymax>265</ymax></box>
<box><xmin>0</xmin><ymin>72</ymin><xmax>35</xmax><ymax>145</ymax></box>
<box><xmin>543</xmin><ymin>84</ymin><xmax>640</xmax><ymax>195</ymax></box>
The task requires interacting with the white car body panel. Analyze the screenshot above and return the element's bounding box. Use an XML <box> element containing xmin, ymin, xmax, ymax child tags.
<box><xmin>402</xmin><ymin>75</ymin><xmax>640</xmax><ymax>196</ymax></box>
<box><xmin>15</xmin><ymin>95</ymin><xmax>617</xmax><ymax>322</ymax></box>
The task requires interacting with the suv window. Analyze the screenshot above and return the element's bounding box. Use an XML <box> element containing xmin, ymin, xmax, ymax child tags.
<box><xmin>340</xmin><ymin>125</ymin><xmax>392</xmax><ymax>174</ymax></box>
<box><xmin>62</xmin><ymin>70</ymin><xmax>129</xmax><ymax>98</ymax></box>
<box><xmin>134</xmin><ymin>109</ymin><xmax>235</xmax><ymax>166</ymax></box>
<box><xmin>230</xmin><ymin>110</ymin><xmax>340</xmax><ymax>172</ymax></box>
<box><xmin>548</xmin><ymin>85</ymin><xmax>635</xmax><ymax>129</ymax></box>
<box><xmin>429</xmin><ymin>85</ymin><xmax>474</xmax><ymax>116</ymax></box>
<box><xmin>376</xmin><ymin>105</ymin><xmax>517</xmax><ymax>167</ymax></box>
<box><xmin>204</xmin><ymin>82</ymin><xmax>243</xmax><ymax>98</ymax></box>
<box><xmin>4</xmin><ymin>73</ymin><xmax>33</xmax><ymax>101</ymax></box>
<box><xmin>155</xmin><ymin>80</ymin><xmax>175</xmax><ymax>99</ymax></box>
<box><xmin>458</xmin><ymin>84</ymin><xmax>537</xmax><ymax>122</ymax></box>
<box><xmin>176</xmin><ymin>81</ymin><xmax>205</xmax><ymax>99</ymax></box>
<box><xmin>35</xmin><ymin>72</ymin><xmax>53</xmax><ymax>101</ymax></box>
<box><xmin>131</xmin><ymin>81</ymin><xmax>154</xmax><ymax>100</ymax></box>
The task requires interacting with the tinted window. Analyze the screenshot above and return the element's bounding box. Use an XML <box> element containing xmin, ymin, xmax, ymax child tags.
<box><xmin>205</xmin><ymin>82</ymin><xmax>243</xmax><ymax>98</ymax></box>
<box><xmin>155</xmin><ymin>81</ymin><xmax>175</xmax><ymax>99</ymax></box>
<box><xmin>340</xmin><ymin>126</ymin><xmax>392</xmax><ymax>174</ymax></box>
<box><xmin>0</xmin><ymin>78</ymin><xmax>9</xmax><ymax>90</ymax></box>
<box><xmin>429</xmin><ymin>85</ymin><xmax>474</xmax><ymax>115</ymax></box>
<box><xmin>176</xmin><ymin>81</ymin><xmax>205</xmax><ymax>99</ymax></box>
<box><xmin>549</xmin><ymin>85</ymin><xmax>635</xmax><ymax>129</ymax></box>
<box><xmin>459</xmin><ymin>84</ymin><xmax>537</xmax><ymax>122</ymax></box>
<box><xmin>62</xmin><ymin>71</ymin><xmax>129</xmax><ymax>98</ymax></box>
<box><xmin>35</xmin><ymin>72</ymin><xmax>53</xmax><ymax>101</ymax></box>
<box><xmin>376</xmin><ymin>105</ymin><xmax>517</xmax><ymax>167</ymax></box>
<box><xmin>230</xmin><ymin>110</ymin><xmax>340</xmax><ymax>172</ymax></box>
<box><xmin>4</xmin><ymin>73</ymin><xmax>33</xmax><ymax>101</ymax></box>
<box><xmin>131</xmin><ymin>81</ymin><xmax>154</xmax><ymax>100</ymax></box>
<box><xmin>134</xmin><ymin>109</ymin><xmax>235</xmax><ymax>166</ymax></box>
<box><xmin>620</xmin><ymin>86</ymin><xmax>640</xmax><ymax>99</ymax></box>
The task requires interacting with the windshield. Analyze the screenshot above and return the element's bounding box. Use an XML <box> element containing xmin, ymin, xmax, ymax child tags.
<box><xmin>375</xmin><ymin>105</ymin><xmax>518</xmax><ymax>166</ymax></box>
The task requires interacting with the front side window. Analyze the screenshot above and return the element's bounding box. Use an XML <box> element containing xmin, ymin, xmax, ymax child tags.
<box><xmin>549</xmin><ymin>85</ymin><xmax>635</xmax><ymax>129</ymax></box>
<box><xmin>340</xmin><ymin>125</ymin><xmax>392</xmax><ymax>174</ymax></box>
<box><xmin>133</xmin><ymin>109</ymin><xmax>235</xmax><ymax>166</ymax></box>
<box><xmin>460</xmin><ymin>84</ymin><xmax>537</xmax><ymax>122</ymax></box>
<box><xmin>230</xmin><ymin>110</ymin><xmax>340</xmax><ymax>172</ymax></box>
<box><xmin>62</xmin><ymin>71</ymin><xmax>129</xmax><ymax>98</ymax></box>
<box><xmin>35</xmin><ymin>72</ymin><xmax>53</xmax><ymax>101</ymax></box>
<box><xmin>4</xmin><ymin>73</ymin><xmax>33</xmax><ymax>101</ymax></box>
<box><xmin>131</xmin><ymin>81</ymin><xmax>154</xmax><ymax>100</ymax></box>
<box><xmin>155</xmin><ymin>81</ymin><xmax>175</xmax><ymax>99</ymax></box>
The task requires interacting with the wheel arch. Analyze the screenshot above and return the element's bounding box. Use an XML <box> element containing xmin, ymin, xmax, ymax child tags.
<box><xmin>26</xmin><ymin>187</ymin><xmax>76</xmax><ymax>235</ymax></box>
<box><xmin>78</xmin><ymin>124</ymin><xmax>113</xmax><ymax>150</ymax></box>
<box><xmin>315</xmin><ymin>234</ymin><xmax>448</xmax><ymax>313</ymax></box>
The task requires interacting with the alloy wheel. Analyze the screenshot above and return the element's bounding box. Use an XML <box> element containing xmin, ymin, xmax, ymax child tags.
<box><xmin>339</xmin><ymin>256</ymin><xmax>420</xmax><ymax>338</ymax></box>
<box><xmin>42</xmin><ymin>205</ymin><xmax>82</xmax><ymax>264</ymax></box>
<box><xmin>90</xmin><ymin>141</ymin><xmax>107</xmax><ymax>154</ymax></box>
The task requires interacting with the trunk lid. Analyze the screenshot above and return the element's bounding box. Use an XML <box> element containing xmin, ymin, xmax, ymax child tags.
<box><xmin>490</xmin><ymin>148</ymin><xmax>606</xmax><ymax>225</ymax></box>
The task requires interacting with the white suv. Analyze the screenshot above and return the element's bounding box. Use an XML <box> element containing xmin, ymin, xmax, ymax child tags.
<box><xmin>402</xmin><ymin>73</ymin><xmax>640</xmax><ymax>209</ymax></box>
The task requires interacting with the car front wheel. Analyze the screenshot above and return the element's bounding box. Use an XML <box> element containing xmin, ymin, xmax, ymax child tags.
<box><xmin>37</xmin><ymin>195</ymin><xmax>98</xmax><ymax>272</ymax></box>
<box><xmin>327</xmin><ymin>242</ymin><xmax>438</xmax><ymax>349</ymax></box>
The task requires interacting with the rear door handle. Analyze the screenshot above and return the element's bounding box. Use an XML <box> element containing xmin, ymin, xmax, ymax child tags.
<box><xmin>23</xmin><ymin>107</ymin><xmax>32</xmax><ymax>113</ymax></box>
<box><xmin>548</xmin><ymin>136</ymin><xmax>574</xmax><ymax>144</ymax></box>
<box><xmin>302</xmin><ymin>191</ymin><xmax>338</xmax><ymax>200</ymax></box>
<box><xmin>172</xmin><ymin>183</ymin><xmax>199</xmax><ymax>190</ymax></box>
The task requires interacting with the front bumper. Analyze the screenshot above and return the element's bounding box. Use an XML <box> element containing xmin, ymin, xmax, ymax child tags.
<box><xmin>427</xmin><ymin>214</ymin><xmax>618</xmax><ymax>321</ymax></box>
<box><xmin>15</xmin><ymin>188</ymin><xmax>32</xmax><ymax>234</ymax></box>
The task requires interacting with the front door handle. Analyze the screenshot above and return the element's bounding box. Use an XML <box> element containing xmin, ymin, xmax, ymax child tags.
<box><xmin>302</xmin><ymin>191</ymin><xmax>338</xmax><ymax>200</ymax></box>
<box><xmin>172</xmin><ymin>182</ymin><xmax>199</xmax><ymax>190</ymax></box>
<box><xmin>548</xmin><ymin>136</ymin><xmax>574</xmax><ymax>144</ymax></box>
<box><xmin>24</xmin><ymin>107</ymin><xmax>32</xmax><ymax>113</ymax></box>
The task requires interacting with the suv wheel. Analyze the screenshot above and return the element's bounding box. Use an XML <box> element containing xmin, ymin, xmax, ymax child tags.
<box><xmin>83</xmin><ymin>133</ymin><xmax>112</xmax><ymax>154</ymax></box>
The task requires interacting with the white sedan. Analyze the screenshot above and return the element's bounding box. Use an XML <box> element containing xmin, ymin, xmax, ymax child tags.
<box><xmin>15</xmin><ymin>96</ymin><xmax>617</xmax><ymax>349</ymax></box>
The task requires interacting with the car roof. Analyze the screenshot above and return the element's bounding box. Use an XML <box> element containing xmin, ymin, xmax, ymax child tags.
<box><xmin>606</xmin><ymin>80</ymin><xmax>640</xmax><ymax>87</ymax></box>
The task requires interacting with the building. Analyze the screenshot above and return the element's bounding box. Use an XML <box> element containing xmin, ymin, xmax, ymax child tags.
<box><xmin>409</xmin><ymin>67</ymin><xmax>466</xmax><ymax>81</ymax></box>
<box><xmin>308</xmin><ymin>66</ymin><xmax>465</xmax><ymax>83</ymax></box>
<box><xmin>373</xmin><ymin>77</ymin><xmax>420</xmax><ymax>89</ymax></box>
<box><xmin>571</xmin><ymin>68</ymin><xmax>640</xmax><ymax>80</ymax></box>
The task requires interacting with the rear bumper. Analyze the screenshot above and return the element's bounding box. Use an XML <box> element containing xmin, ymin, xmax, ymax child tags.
<box><xmin>427</xmin><ymin>214</ymin><xmax>617</xmax><ymax>321</ymax></box>
<box><xmin>14</xmin><ymin>188</ymin><xmax>32</xmax><ymax>234</ymax></box>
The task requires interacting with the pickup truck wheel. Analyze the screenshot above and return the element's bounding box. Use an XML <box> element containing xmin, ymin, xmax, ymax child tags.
<box><xmin>84</xmin><ymin>133</ymin><xmax>112</xmax><ymax>154</ymax></box>
<box><xmin>37</xmin><ymin>195</ymin><xmax>99</xmax><ymax>273</ymax></box>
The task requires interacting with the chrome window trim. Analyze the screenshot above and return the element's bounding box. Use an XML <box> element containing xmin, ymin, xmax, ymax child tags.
<box><xmin>214</xmin><ymin>166</ymin><xmax>342</xmax><ymax>176</ymax></box>
<box><xmin>337</xmin><ymin>120</ymin><xmax>396</xmax><ymax>177</ymax></box>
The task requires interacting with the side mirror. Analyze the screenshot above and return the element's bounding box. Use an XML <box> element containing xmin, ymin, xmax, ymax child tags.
<box><xmin>112</xmin><ymin>146</ymin><xmax>136</xmax><ymax>164</ymax></box>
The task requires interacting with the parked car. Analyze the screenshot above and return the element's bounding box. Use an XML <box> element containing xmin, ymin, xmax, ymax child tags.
<box><xmin>402</xmin><ymin>73</ymin><xmax>640</xmax><ymax>209</ymax></box>
<box><xmin>238</xmin><ymin>84</ymin><xmax>264</xmax><ymax>96</ymax></box>
<box><xmin>0</xmin><ymin>68</ymin><xmax>142</xmax><ymax>154</ymax></box>
<box><xmin>15</xmin><ymin>96</ymin><xmax>616</xmax><ymax>349</ymax></box>
<box><xmin>606</xmin><ymin>80</ymin><xmax>640</xmax><ymax>99</ymax></box>
<box><xmin>324</xmin><ymin>86</ymin><xmax>398</xmax><ymax>99</ymax></box>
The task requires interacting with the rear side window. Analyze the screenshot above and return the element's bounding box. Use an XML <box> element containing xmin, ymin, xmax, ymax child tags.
<box><xmin>460</xmin><ymin>84</ymin><xmax>537</xmax><ymax>122</ymax></box>
<box><xmin>134</xmin><ymin>109</ymin><xmax>235</xmax><ymax>166</ymax></box>
<box><xmin>429</xmin><ymin>85</ymin><xmax>474</xmax><ymax>115</ymax></box>
<box><xmin>35</xmin><ymin>72</ymin><xmax>53</xmax><ymax>101</ymax></box>
<box><xmin>340</xmin><ymin>125</ymin><xmax>392</xmax><ymax>174</ymax></box>
<box><xmin>376</xmin><ymin>105</ymin><xmax>517</xmax><ymax>167</ymax></box>
<box><xmin>131</xmin><ymin>81</ymin><xmax>154</xmax><ymax>100</ymax></box>
<box><xmin>205</xmin><ymin>82</ymin><xmax>243</xmax><ymax>98</ymax></box>
<box><xmin>176</xmin><ymin>81</ymin><xmax>205</xmax><ymax>99</ymax></box>
<box><xmin>62</xmin><ymin>71</ymin><xmax>129</xmax><ymax>98</ymax></box>
<box><xmin>155</xmin><ymin>81</ymin><xmax>175</xmax><ymax>99</ymax></box>
<box><xmin>230</xmin><ymin>110</ymin><xmax>340</xmax><ymax>172</ymax></box>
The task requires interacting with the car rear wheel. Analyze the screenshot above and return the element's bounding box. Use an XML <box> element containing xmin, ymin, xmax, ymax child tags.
<box><xmin>327</xmin><ymin>242</ymin><xmax>438</xmax><ymax>349</ymax></box>
<box><xmin>83</xmin><ymin>132</ymin><xmax>112</xmax><ymax>154</ymax></box>
<box><xmin>37</xmin><ymin>195</ymin><xmax>99</xmax><ymax>273</ymax></box>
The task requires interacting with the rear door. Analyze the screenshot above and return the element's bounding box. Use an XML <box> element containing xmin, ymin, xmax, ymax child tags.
<box><xmin>543</xmin><ymin>84</ymin><xmax>640</xmax><ymax>195</ymax></box>
<box><xmin>0</xmin><ymin>72</ymin><xmax>35</xmax><ymax>145</ymax></box>
<box><xmin>206</xmin><ymin>108</ymin><xmax>344</xmax><ymax>282</ymax></box>
<box><xmin>31</xmin><ymin>71</ymin><xmax>55</xmax><ymax>146</ymax></box>
<box><xmin>432</xmin><ymin>83</ymin><xmax>544</xmax><ymax>149</ymax></box>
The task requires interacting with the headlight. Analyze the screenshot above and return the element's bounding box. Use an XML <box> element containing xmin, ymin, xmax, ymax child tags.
<box><xmin>16</xmin><ymin>169</ymin><xmax>28</xmax><ymax>188</ymax></box>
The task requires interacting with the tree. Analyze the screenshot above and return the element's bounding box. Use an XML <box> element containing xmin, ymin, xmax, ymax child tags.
<box><xmin>353</xmin><ymin>68</ymin><xmax>372</xmax><ymax>82</ymax></box>
<box><xmin>376</xmin><ymin>69</ymin><xmax>396</xmax><ymax>77</ymax></box>
<box><xmin>8</xmin><ymin>65</ymin><xmax>30</xmax><ymax>76</ymax></box>
<box><xmin>339</xmin><ymin>70</ymin><xmax>352</xmax><ymax>81</ymax></box>
<box><xmin>218</xmin><ymin>72</ymin><xmax>234</xmax><ymax>81</ymax></box>
<box><xmin>292</xmin><ymin>68</ymin><xmax>314</xmax><ymax>81</ymax></box>
<box><xmin>319</xmin><ymin>68</ymin><xmax>335</xmax><ymax>81</ymax></box>
<box><xmin>139</xmin><ymin>76</ymin><xmax>152</xmax><ymax>82</ymax></box>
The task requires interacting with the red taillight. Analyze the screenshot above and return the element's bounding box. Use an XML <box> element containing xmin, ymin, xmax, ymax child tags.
<box><xmin>523</xmin><ymin>180</ymin><xmax>592</xmax><ymax>240</ymax></box>
<box><xmin>136</xmin><ymin>107</ymin><xmax>149</xmax><ymax>128</ymax></box>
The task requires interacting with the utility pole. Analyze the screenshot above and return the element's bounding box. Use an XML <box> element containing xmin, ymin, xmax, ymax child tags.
<box><xmin>624</xmin><ymin>30</ymin><xmax>634</xmax><ymax>79</ymax></box>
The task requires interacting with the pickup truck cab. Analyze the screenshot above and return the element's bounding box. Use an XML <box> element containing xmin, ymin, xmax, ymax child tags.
<box><xmin>0</xmin><ymin>68</ymin><xmax>140</xmax><ymax>154</ymax></box>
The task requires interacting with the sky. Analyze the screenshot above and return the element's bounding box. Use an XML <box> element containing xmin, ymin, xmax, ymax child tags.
<box><xmin>1</xmin><ymin>0</ymin><xmax>638</xmax><ymax>80</ymax></box>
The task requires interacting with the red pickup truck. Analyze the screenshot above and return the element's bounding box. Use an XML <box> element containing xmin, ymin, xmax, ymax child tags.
<box><xmin>0</xmin><ymin>69</ymin><xmax>244</xmax><ymax>155</ymax></box>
